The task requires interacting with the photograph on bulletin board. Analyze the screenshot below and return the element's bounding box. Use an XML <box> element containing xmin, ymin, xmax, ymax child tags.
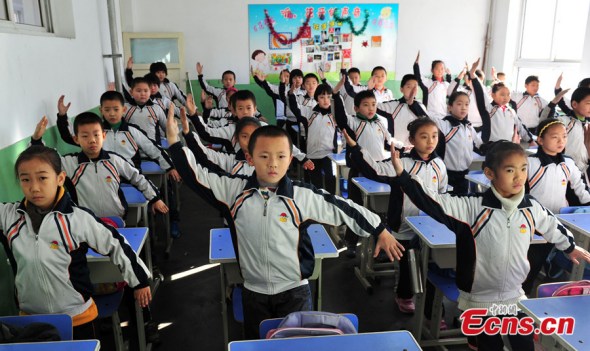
<box><xmin>248</xmin><ymin>4</ymin><xmax>398</xmax><ymax>83</ymax></box>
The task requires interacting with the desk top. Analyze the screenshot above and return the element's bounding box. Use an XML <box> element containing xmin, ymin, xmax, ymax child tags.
<box><xmin>328</xmin><ymin>152</ymin><xmax>346</xmax><ymax>166</ymax></box>
<box><xmin>471</xmin><ymin>152</ymin><xmax>485</xmax><ymax>163</ymax></box>
<box><xmin>160</xmin><ymin>139</ymin><xmax>169</xmax><ymax>149</ymax></box>
<box><xmin>228</xmin><ymin>331</ymin><xmax>421</xmax><ymax>351</ymax></box>
<box><xmin>465</xmin><ymin>171</ymin><xmax>490</xmax><ymax>190</ymax></box>
<box><xmin>87</xmin><ymin>227</ymin><xmax>148</xmax><ymax>260</ymax></box>
<box><xmin>0</xmin><ymin>340</ymin><xmax>100</xmax><ymax>351</ymax></box>
<box><xmin>140</xmin><ymin>161</ymin><xmax>165</xmax><ymax>175</ymax></box>
<box><xmin>122</xmin><ymin>186</ymin><xmax>148</xmax><ymax>206</ymax></box>
<box><xmin>519</xmin><ymin>295</ymin><xmax>590</xmax><ymax>351</ymax></box>
<box><xmin>351</xmin><ymin>177</ymin><xmax>391</xmax><ymax>196</ymax></box>
<box><xmin>209</xmin><ymin>224</ymin><xmax>338</xmax><ymax>263</ymax></box>
<box><xmin>557</xmin><ymin>214</ymin><xmax>590</xmax><ymax>238</ymax></box>
<box><xmin>406</xmin><ymin>216</ymin><xmax>545</xmax><ymax>248</ymax></box>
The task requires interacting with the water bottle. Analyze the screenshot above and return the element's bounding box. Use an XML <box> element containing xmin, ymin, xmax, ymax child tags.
<box><xmin>408</xmin><ymin>249</ymin><xmax>424</xmax><ymax>294</ymax></box>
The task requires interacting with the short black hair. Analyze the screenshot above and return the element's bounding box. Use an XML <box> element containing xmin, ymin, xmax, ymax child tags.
<box><xmin>537</xmin><ymin>118</ymin><xmax>566</xmax><ymax>139</ymax></box>
<box><xmin>248</xmin><ymin>125</ymin><xmax>293</xmax><ymax>156</ymax></box>
<box><xmin>222</xmin><ymin>70</ymin><xmax>236</xmax><ymax>80</ymax></box>
<box><xmin>314</xmin><ymin>84</ymin><xmax>333</xmax><ymax>101</ymax></box>
<box><xmin>578</xmin><ymin>78</ymin><xmax>590</xmax><ymax>88</ymax></box>
<box><xmin>15</xmin><ymin>145</ymin><xmax>62</xmax><ymax>178</ymax></box>
<box><xmin>348</xmin><ymin>67</ymin><xmax>360</xmax><ymax>75</ymax></box>
<box><xmin>303</xmin><ymin>73</ymin><xmax>319</xmax><ymax>84</ymax></box>
<box><xmin>100</xmin><ymin>91</ymin><xmax>125</xmax><ymax>106</ymax></box>
<box><xmin>131</xmin><ymin>77</ymin><xmax>150</xmax><ymax>89</ymax></box>
<box><xmin>491</xmin><ymin>82</ymin><xmax>509</xmax><ymax>94</ymax></box>
<box><xmin>572</xmin><ymin>87</ymin><xmax>590</xmax><ymax>103</ymax></box>
<box><xmin>143</xmin><ymin>73</ymin><xmax>160</xmax><ymax>86</ymax></box>
<box><xmin>230</xmin><ymin>90</ymin><xmax>257</xmax><ymax>110</ymax></box>
<box><xmin>150</xmin><ymin>62</ymin><xmax>167</xmax><ymax>75</ymax></box>
<box><xmin>289</xmin><ymin>69</ymin><xmax>303</xmax><ymax>85</ymax></box>
<box><xmin>525</xmin><ymin>75</ymin><xmax>539</xmax><ymax>85</ymax></box>
<box><xmin>407</xmin><ymin>117</ymin><xmax>438</xmax><ymax>140</ymax></box>
<box><xmin>448</xmin><ymin>91</ymin><xmax>470</xmax><ymax>106</ymax></box>
<box><xmin>73</xmin><ymin>112</ymin><xmax>103</xmax><ymax>135</ymax></box>
<box><xmin>483</xmin><ymin>141</ymin><xmax>526</xmax><ymax>172</ymax></box>
<box><xmin>251</xmin><ymin>49</ymin><xmax>265</xmax><ymax>60</ymax></box>
<box><xmin>401</xmin><ymin>74</ymin><xmax>418</xmax><ymax>88</ymax></box>
<box><xmin>354</xmin><ymin>90</ymin><xmax>376</xmax><ymax>108</ymax></box>
<box><xmin>371</xmin><ymin>66</ymin><xmax>387</xmax><ymax>76</ymax></box>
<box><xmin>431</xmin><ymin>60</ymin><xmax>445</xmax><ymax>70</ymax></box>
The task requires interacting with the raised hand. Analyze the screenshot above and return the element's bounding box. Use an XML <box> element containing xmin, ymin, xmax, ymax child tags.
<box><xmin>555</xmin><ymin>73</ymin><xmax>563</xmax><ymax>89</ymax></box>
<box><xmin>317</xmin><ymin>68</ymin><xmax>325</xmax><ymax>80</ymax></box>
<box><xmin>167</xmin><ymin>103</ymin><xmax>180</xmax><ymax>144</ymax></box>
<box><xmin>511</xmin><ymin>125</ymin><xmax>521</xmax><ymax>144</ymax></box>
<box><xmin>126</xmin><ymin>56</ymin><xmax>133</xmax><ymax>70</ymax></box>
<box><xmin>367</xmin><ymin>76</ymin><xmax>375</xmax><ymax>90</ymax></box>
<box><xmin>445</xmin><ymin>67</ymin><xmax>451</xmax><ymax>75</ymax></box>
<box><xmin>186</xmin><ymin>93</ymin><xmax>197</xmax><ymax>116</ymax></box>
<box><xmin>457</xmin><ymin>67</ymin><xmax>467</xmax><ymax>80</ymax></box>
<box><xmin>180</xmin><ymin>107</ymin><xmax>190</xmax><ymax>135</ymax></box>
<box><xmin>390</xmin><ymin>144</ymin><xmax>403</xmax><ymax>175</ymax></box>
<box><xmin>106</xmin><ymin>82</ymin><xmax>116</xmax><ymax>91</ymax></box>
<box><xmin>33</xmin><ymin>116</ymin><xmax>48</xmax><ymax>140</ymax></box>
<box><xmin>196</xmin><ymin>62</ymin><xmax>203</xmax><ymax>75</ymax></box>
<box><xmin>342</xmin><ymin>129</ymin><xmax>356</xmax><ymax>147</ymax></box>
<box><xmin>469</xmin><ymin>58</ymin><xmax>481</xmax><ymax>78</ymax></box>
<box><xmin>491</xmin><ymin>66</ymin><xmax>497</xmax><ymax>80</ymax></box>
<box><xmin>415</xmin><ymin>50</ymin><xmax>420</xmax><ymax>64</ymax></box>
<box><xmin>57</xmin><ymin>95</ymin><xmax>71</xmax><ymax>116</ymax></box>
<box><xmin>551</xmin><ymin>88</ymin><xmax>570</xmax><ymax>104</ymax></box>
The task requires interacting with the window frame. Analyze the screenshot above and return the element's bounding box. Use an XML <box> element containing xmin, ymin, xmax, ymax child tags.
<box><xmin>0</xmin><ymin>0</ymin><xmax>53</xmax><ymax>35</ymax></box>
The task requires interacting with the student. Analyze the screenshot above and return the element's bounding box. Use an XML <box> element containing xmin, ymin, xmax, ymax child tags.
<box><xmin>253</xmin><ymin>69</ymin><xmax>290</xmax><ymax>127</ymax></box>
<box><xmin>511</xmin><ymin>75</ymin><xmax>549</xmax><ymax>133</ymax></box>
<box><xmin>338</xmin><ymin>67</ymin><xmax>363</xmax><ymax>115</ymax></box>
<box><xmin>183</xmin><ymin>113</ymin><xmax>260</xmax><ymax>176</ymax></box>
<box><xmin>542</xmin><ymin>87</ymin><xmax>590</xmax><ymax>172</ymax></box>
<box><xmin>278</xmin><ymin>69</ymin><xmax>305</xmax><ymax>142</ymax></box>
<box><xmin>333</xmin><ymin>90</ymin><xmax>396</xmax><ymax>257</ymax></box>
<box><xmin>448</xmin><ymin>67</ymin><xmax>483</xmax><ymax>130</ymax></box>
<box><xmin>201</xmin><ymin>87</ymin><xmax>238</xmax><ymax>127</ymax></box>
<box><xmin>197</xmin><ymin>62</ymin><xmax>235</xmax><ymax>109</ymax></box>
<box><xmin>32</xmin><ymin>114</ymin><xmax>168</xmax><ymax>219</ymax></box>
<box><xmin>288</xmin><ymin>83</ymin><xmax>338</xmax><ymax>194</ymax></box>
<box><xmin>124</xmin><ymin>77</ymin><xmax>168</xmax><ymax>145</ymax></box>
<box><xmin>435</xmin><ymin>91</ymin><xmax>483</xmax><ymax>194</ymax></box>
<box><xmin>376</xmin><ymin>74</ymin><xmax>428</xmax><ymax>146</ymax></box>
<box><xmin>522</xmin><ymin>118</ymin><xmax>590</xmax><ymax>294</ymax></box>
<box><xmin>345</xmin><ymin>118</ymin><xmax>447</xmax><ymax>313</ymax></box>
<box><xmin>1</xmin><ymin>145</ymin><xmax>151</xmax><ymax>339</ymax></box>
<box><xmin>390</xmin><ymin>140</ymin><xmax>590</xmax><ymax>351</ymax></box>
<box><xmin>166</xmin><ymin>112</ymin><xmax>404</xmax><ymax>339</ymax></box>
<box><xmin>188</xmin><ymin>92</ymin><xmax>314</xmax><ymax>170</ymax></box>
<box><xmin>150</xmin><ymin>61</ymin><xmax>187</xmax><ymax>105</ymax></box>
<box><xmin>413</xmin><ymin>51</ymin><xmax>452</xmax><ymax>119</ymax></box>
<box><xmin>553</xmin><ymin>74</ymin><xmax>590</xmax><ymax>117</ymax></box>
<box><xmin>470</xmin><ymin>59</ymin><xmax>534</xmax><ymax>144</ymax></box>
<box><xmin>55</xmin><ymin>92</ymin><xmax>180</xmax><ymax>183</ymax></box>
<box><xmin>342</xmin><ymin>66</ymin><xmax>394</xmax><ymax>103</ymax></box>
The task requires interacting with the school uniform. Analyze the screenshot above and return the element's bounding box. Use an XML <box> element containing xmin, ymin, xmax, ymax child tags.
<box><xmin>342</xmin><ymin>75</ymin><xmax>394</xmax><ymax>103</ymax></box>
<box><xmin>124</xmin><ymin>100</ymin><xmax>167</xmax><ymax>145</ymax></box>
<box><xmin>434</xmin><ymin>115</ymin><xmax>483</xmax><ymax>194</ymax></box>
<box><xmin>522</xmin><ymin>148</ymin><xmax>590</xmax><ymax>294</ymax></box>
<box><xmin>0</xmin><ymin>188</ymin><xmax>150</xmax><ymax>325</ymax></box>
<box><xmin>288</xmin><ymin>93</ymin><xmax>338</xmax><ymax>193</ymax></box>
<box><xmin>31</xmin><ymin>139</ymin><xmax>161</xmax><ymax>218</ymax></box>
<box><xmin>512</xmin><ymin>91</ymin><xmax>549</xmax><ymax>130</ymax></box>
<box><xmin>169</xmin><ymin>141</ymin><xmax>387</xmax><ymax>338</ymax></box>
<box><xmin>541</xmin><ymin>102</ymin><xmax>589</xmax><ymax>172</ymax></box>
<box><xmin>198</xmin><ymin>74</ymin><xmax>229</xmax><ymax>108</ymax></box>
<box><xmin>472</xmin><ymin>78</ymin><xmax>533</xmax><ymax>143</ymax></box>
<box><xmin>377</xmin><ymin>97</ymin><xmax>428</xmax><ymax>147</ymax></box>
<box><xmin>414</xmin><ymin>63</ymin><xmax>452</xmax><ymax>119</ymax></box>
<box><xmin>253</xmin><ymin>76</ymin><xmax>287</xmax><ymax>124</ymax></box>
<box><xmin>159</xmin><ymin>80</ymin><xmax>187</xmax><ymax>106</ymax></box>
<box><xmin>448</xmin><ymin>79</ymin><xmax>483</xmax><ymax>128</ymax></box>
<box><xmin>56</xmin><ymin>114</ymin><xmax>173</xmax><ymax>171</ymax></box>
<box><xmin>184</xmin><ymin>131</ymin><xmax>254</xmax><ymax>176</ymax></box>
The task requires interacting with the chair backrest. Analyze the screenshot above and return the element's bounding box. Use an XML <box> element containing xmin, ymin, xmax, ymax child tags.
<box><xmin>537</xmin><ymin>282</ymin><xmax>570</xmax><ymax>298</ymax></box>
<box><xmin>559</xmin><ymin>206</ymin><xmax>590</xmax><ymax>214</ymax></box>
<box><xmin>259</xmin><ymin>311</ymin><xmax>358</xmax><ymax>339</ymax></box>
<box><xmin>103</xmin><ymin>216</ymin><xmax>125</xmax><ymax>228</ymax></box>
<box><xmin>0</xmin><ymin>314</ymin><xmax>72</xmax><ymax>340</ymax></box>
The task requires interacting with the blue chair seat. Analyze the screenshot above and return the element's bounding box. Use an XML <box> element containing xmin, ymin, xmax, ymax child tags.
<box><xmin>232</xmin><ymin>286</ymin><xmax>244</xmax><ymax>323</ymax></box>
<box><xmin>427</xmin><ymin>270</ymin><xmax>459</xmax><ymax>302</ymax></box>
<box><xmin>95</xmin><ymin>290</ymin><xmax>124</xmax><ymax>318</ymax></box>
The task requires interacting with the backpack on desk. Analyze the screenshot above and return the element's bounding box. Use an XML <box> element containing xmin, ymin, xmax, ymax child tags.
<box><xmin>552</xmin><ymin>280</ymin><xmax>590</xmax><ymax>296</ymax></box>
<box><xmin>0</xmin><ymin>322</ymin><xmax>61</xmax><ymax>343</ymax></box>
<box><xmin>266</xmin><ymin>311</ymin><xmax>357</xmax><ymax>339</ymax></box>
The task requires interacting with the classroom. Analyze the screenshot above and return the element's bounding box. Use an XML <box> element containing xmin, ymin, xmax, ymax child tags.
<box><xmin>2</xmin><ymin>0</ymin><xmax>590</xmax><ymax>350</ymax></box>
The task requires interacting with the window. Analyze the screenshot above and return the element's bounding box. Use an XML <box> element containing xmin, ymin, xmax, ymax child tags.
<box><xmin>514</xmin><ymin>0</ymin><xmax>590</xmax><ymax>96</ymax></box>
<box><xmin>0</xmin><ymin>0</ymin><xmax>52</xmax><ymax>32</ymax></box>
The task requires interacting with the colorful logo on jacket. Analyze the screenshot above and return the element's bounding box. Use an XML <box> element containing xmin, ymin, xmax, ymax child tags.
<box><xmin>50</xmin><ymin>240</ymin><xmax>59</xmax><ymax>250</ymax></box>
<box><xmin>121</xmin><ymin>139</ymin><xmax>126</xmax><ymax>145</ymax></box>
<box><xmin>279</xmin><ymin>212</ymin><xmax>288</xmax><ymax>223</ymax></box>
<box><xmin>106</xmin><ymin>176</ymin><xmax>112</xmax><ymax>183</ymax></box>
<box><xmin>561</xmin><ymin>178</ymin><xmax>566</xmax><ymax>186</ymax></box>
<box><xmin>519</xmin><ymin>224</ymin><xmax>527</xmax><ymax>234</ymax></box>
<box><xmin>432</xmin><ymin>176</ymin><xmax>437</xmax><ymax>183</ymax></box>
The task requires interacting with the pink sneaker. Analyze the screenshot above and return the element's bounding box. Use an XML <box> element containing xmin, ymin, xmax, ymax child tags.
<box><xmin>440</xmin><ymin>319</ymin><xmax>448</xmax><ymax>330</ymax></box>
<box><xmin>395</xmin><ymin>297</ymin><xmax>415</xmax><ymax>314</ymax></box>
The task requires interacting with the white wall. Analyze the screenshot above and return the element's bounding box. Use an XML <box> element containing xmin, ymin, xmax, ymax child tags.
<box><xmin>121</xmin><ymin>0</ymin><xmax>491</xmax><ymax>84</ymax></box>
<box><xmin>0</xmin><ymin>1</ymin><xmax>118</xmax><ymax>149</ymax></box>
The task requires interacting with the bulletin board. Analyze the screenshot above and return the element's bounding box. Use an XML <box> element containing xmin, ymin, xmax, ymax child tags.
<box><xmin>248</xmin><ymin>4</ymin><xmax>398</xmax><ymax>83</ymax></box>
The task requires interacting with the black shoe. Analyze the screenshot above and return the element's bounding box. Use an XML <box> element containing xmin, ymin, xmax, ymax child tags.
<box><xmin>145</xmin><ymin>321</ymin><xmax>161</xmax><ymax>345</ymax></box>
<box><xmin>345</xmin><ymin>247</ymin><xmax>356</xmax><ymax>258</ymax></box>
